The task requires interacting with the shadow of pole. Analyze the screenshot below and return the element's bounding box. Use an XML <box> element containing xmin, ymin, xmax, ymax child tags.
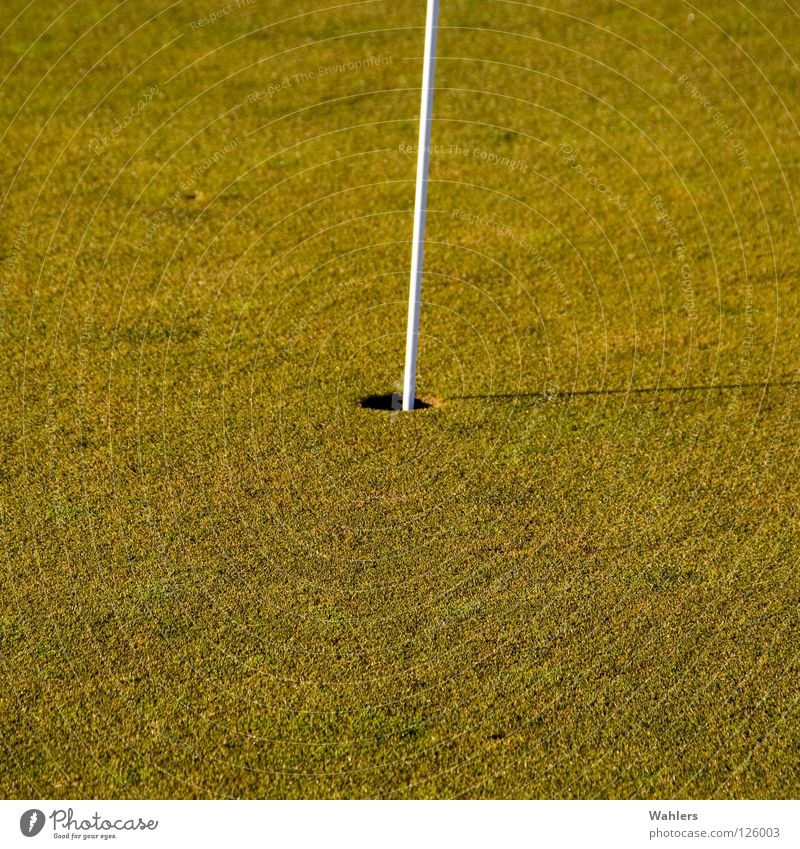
<box><xmin>461</xmin><ymin>380</ymin><xmax>800</xmax><ymax>403</ymax></box>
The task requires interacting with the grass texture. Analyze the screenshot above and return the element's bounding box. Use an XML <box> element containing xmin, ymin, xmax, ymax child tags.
<box><xmin>1</xmin><ymin>0</ymin><xmax>799</xmax><ymax>798</ymax></box>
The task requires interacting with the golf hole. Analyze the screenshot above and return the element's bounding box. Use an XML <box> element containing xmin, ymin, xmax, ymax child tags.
<box><xmin>359</xmin><ymin>393</ymin><xmax>440</xmax><ymax>411</ymax></box>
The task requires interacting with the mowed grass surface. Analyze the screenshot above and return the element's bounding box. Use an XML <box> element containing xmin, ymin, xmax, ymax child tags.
<box><xmin>1</xmin><ymin>0</ymin><xmax>799</xmax><ymax>798</ymax></box>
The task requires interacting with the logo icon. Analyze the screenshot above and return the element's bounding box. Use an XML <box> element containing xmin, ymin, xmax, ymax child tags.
<box><xmin>20</xmin><ymin>809</ymin><xmax>45</xmax><ymax>837</ymax></box>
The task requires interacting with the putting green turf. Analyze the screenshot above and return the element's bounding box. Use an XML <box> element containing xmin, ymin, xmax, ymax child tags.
<box><xmin>1</xmin><ymin>0</ymin><xmax>799</xmax><ymax>798</ymax></box>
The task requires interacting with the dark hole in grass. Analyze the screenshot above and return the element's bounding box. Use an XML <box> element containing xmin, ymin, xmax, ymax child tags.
<box><xmin>359</xmin><ymin>393</ymin><xmax>437</xmax><ymax>411</ymax></box>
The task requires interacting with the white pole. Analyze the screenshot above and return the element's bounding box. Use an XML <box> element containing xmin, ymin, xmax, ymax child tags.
<box><xmin>402</xmin><ymin>0</ymin><xmax>439</xmax><ymax>411</ymax></box>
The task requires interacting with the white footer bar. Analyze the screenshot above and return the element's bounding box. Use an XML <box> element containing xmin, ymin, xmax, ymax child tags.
<box><xmin>2</xmin><ymin>799</ymin><xmax>797</xmax><ymax>848</ymax></box>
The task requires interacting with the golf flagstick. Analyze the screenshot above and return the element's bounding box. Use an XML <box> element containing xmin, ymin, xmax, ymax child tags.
<box><xmin>402</xmin><ymin>0</ymin><xmax>440</xmax><ymax>411</ymax></box>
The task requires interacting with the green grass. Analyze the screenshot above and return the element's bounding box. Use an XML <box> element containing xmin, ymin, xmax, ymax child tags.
<box><xmin>1</xmin><ymin>0</ymin><xmax>799</xmax><ymax>798</ymax></box>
